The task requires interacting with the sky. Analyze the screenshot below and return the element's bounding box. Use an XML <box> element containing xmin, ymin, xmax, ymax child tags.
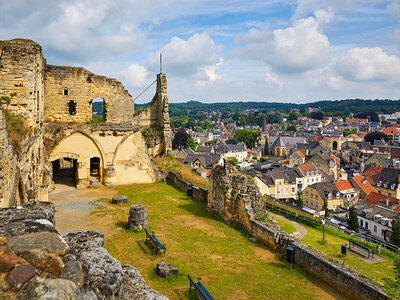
<box><xmin>1</xmin><ymin>0</ymin><xmax>400</xmax><ymax>104</ymax></box>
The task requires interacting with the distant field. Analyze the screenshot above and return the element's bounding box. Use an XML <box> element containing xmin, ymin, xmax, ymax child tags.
<box><xmin>92</xmin><ymin>182</ymin><xmax>344</xmax><ymax>299</ymax></box>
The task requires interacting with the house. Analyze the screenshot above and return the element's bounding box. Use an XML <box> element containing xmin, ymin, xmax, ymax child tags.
<box><xmin>361</xmin><ymin>166</ymin><xmax>382</xmax><ymax>185</ymax></box>
<box><xmin>334</xmin><ymin>180</ymin><xmax>360</xmax><ymax>208</ymax></box>
<box><xmin>295</xmin><ymin>163</ymin><xmax>323</xmax><ymax>191</ymax></box>
<box><xmin>319</xmin><ymin>129</ymin><xmax>344</xmax><ymax>153</ymax></box>
<box><xmin>254</xmin><ymin>167</ymin><xmax>301</xmax><ymax>201</ymax></box>
<box><xmin>356</xmin><ymin>199</ymin><xmax>400</xmax><ymax>241</ymax></box>
<box><xmin>350</xmin><ymin>175</ymin><xmax>377</xmax><ymax>199</ymax></box>
<box><xmin>182</xmin><ymin>153</ymin><xmax>223</xmax><ymax>174</ymax></box>
<box><xmin>289</xmin><ymin>150</ymin><xmax>306</xmax><ymax>167</ymax></box>
<box><xmin>214</xmin><ymin>141</ymin><xmax>247</xmax><ymax>161</ymax></box>
<box><xmin>363</xmin><ymin>153</ymin><xmax>389</xmax><ymax>169</ymax></box>
<box><xmin>175</xmin><ymin>148</ymin><xmax>195</xmax><ymax>163</ymax></box>
<box><xmin>373</xmin><ymin>167</ymin><xmax>400</xmax><ymax>198</ymax></box>
<box><xmin>267</xmin><ymin>136</ymin><xmax>307</xmax><ymax>158</ymax></box>
<box><xmin>195</xmin><ymin>145</ymin><xmax>214</xmax><ymax>154</ymax></box>
<box><xmin>302</xmin><ymin>182</ymin><xmax>343</xmax><ymax>213</ymax></box>
<box><xmin>381</xmin><ymin>126</ymin><xmax>400</xmax><ymax>145</ymax></box>
<box><xmin>306</xmin><ymin>151</ymin><xmax>340</xmax><ymax>180</ymax></box>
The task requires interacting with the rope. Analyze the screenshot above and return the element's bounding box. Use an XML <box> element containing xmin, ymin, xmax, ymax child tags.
<box><xmin>132</xmin><ymin>79</ymin><xmax>157</xmax><ymax>102</ymax></box>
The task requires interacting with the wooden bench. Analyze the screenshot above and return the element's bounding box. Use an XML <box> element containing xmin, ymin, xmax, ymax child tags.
<box><xmin>144</xmin><ymin>229</ymin><xmax>166</xmax><ymax>256</ymax></box>
<box><xmin>187</xmin><ymin>275</ymin><xmax>214</xmax><ymax>300</ymax></box>
<box><xmin>349</xmin><ymin>240</ymin><xmax>374</xmax><ymax>258</ymax></box>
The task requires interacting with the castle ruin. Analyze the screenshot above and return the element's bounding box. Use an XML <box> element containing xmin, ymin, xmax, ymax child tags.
<box><xmin>0</xmin><ymin>38</ymin><xmax>172</xmax><ymax>207</ymax></box>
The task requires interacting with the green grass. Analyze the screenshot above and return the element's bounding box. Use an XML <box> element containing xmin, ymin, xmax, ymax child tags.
<box><xmin>93</xmin><ymin>182</ymin><xmax>337</xmax><ymax>299</ymax></box>
<box><xmin>275</xmin><ymin>218</ymin><xmax>297</xmax><ymax>234</ymax></box>
<box><xmin>302</xmin><ymin>225</ymin><xmax>395</xmax><ymax>286</ymax></box>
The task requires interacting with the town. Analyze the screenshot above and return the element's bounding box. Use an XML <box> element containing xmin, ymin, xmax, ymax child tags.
<box><xmin>170</xmin><ymin>104</ymin><xmax>400</xmax><ymax>250</ymax></box>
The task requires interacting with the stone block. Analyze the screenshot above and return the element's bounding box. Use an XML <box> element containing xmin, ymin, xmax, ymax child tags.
<box><xmin>15</xmin><ymin>249</ymin><xmax>64</xmax><ymax>275</ymax></box>
<box><xmin>62</xmin><ymin>260</ymin><xmax>84</xmax><ymax>288</ymax></box>
<box><xmin>0</xmin><ymin>246</ymin><xmax>19</xmax><ymax>273</ymax></box>
<box><xmin>6</xmin><ymin>264</ymin><xmax>35</xmax><ymax>291</ymax></box>
<box><xmin>156</xmin><ymin>262</ymin><xmax>179</xmax><ymax>278</ymax></box>
<box><xmin>111</xmin><ymin>195</ymin><xmax>128</xmax><ymax>204</ymax></box>
<box><xmin>128</xmin><ymin>204</ymin><xmax>148</xmax><ymax>230</ymax></box>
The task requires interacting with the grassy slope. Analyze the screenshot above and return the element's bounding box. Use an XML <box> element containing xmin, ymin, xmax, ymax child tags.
<box><xmin>301</xmin><ymin>226</ymin><xmax>394</xmax><ymax>286</ymax></box>
<box><xmin>275</xmin><ymin>218</ymin><xmax>297</xmax><ymax>234</ymax></box>
<box><xmin>96</xmin><ymin>183</ymin><xmax>334</xmax><ymax>299</ymax></box>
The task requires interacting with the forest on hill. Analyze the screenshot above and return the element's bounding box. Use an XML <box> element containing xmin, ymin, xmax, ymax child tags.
<box><xmin>135</xmin><ymin>99</ymin><xmax>400</xmax><ymax>117</ymax></box>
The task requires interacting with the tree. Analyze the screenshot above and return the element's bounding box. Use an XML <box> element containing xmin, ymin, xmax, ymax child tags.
<box><xmin>296</xmin><ymin>191</ymin><xmax>303</xmax><ymax>208</ymax></box>
<box><xmin>287</xmin><ymin>111</ymin><xmax>299</xmax><ymax>121</ymax></box>
<box><xmin>234</xmin><ymin>129</ymin><xmax>258</xmax><ymax>149</ymax></box>
<box><xmin>365</xmin><ymin>131</ymin><xmax>389</xmax><ymax>144</ymax></box>
<box><xmin>392</xmin><ymin>218</ymin><xmax>400</xmax><ymax>247</ymax></box>
<box><xmin>356</xmin><ymin>110</ymin><xmax>379</xmax><ymax>122</ymax></box>
<box><xmin>310</xmin><ymin>111</ymin><xmax>324</xmax><ymax>120</ymax></box>
<box><xmin>263</xmin><ymin>141</ymin><xmax>269</xmax><ymax>155</ymax></box>
<box><xmin>347</xmin><ymin>206</ymin><xmax>359</xmax><ymax>232</ymax></box>
<box><xmin>287</xmin><ymin>124</ymin><xmax>297</xmax><ymax>132</ymax></box>
<box><xmin>172</xmin><ymin>128</ymin><xmax>190</xmax><ymax>150</ymax></box>
<box><xmin>272</xmin><ymin>111</ymin><xmax>283</xmax><ymax>124</ymax></box>
<box><xmin>229</xmin><ymin>157</ymin><xmax>238</xmax><ymax>166</ymax></box>
<box><xmin>185</xmin><ymin>138</ymin><xmax>196</xmax><ymax>150</ymax></box>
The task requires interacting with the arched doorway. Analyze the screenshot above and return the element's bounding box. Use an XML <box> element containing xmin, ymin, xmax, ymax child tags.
<box><xmin>52</xmin><ymin>157</ymin><xmax>78</xmax><ymax>187</ymax></box>
<box><xmin>90</xmin><ymin>157</ymin><xmax>100</xmax><ymax>184</ymax></box>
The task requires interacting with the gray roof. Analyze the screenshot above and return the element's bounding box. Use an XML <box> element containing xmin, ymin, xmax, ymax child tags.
<box><xmin>356</xmin><ymin>200</ymin><xmax>399</xmax><ymax>221</ymax></box>
<box><xmin>214</xmin><ymin>141</ymin><xmax>246</xmax><ymax>154</ymax></box>
<box><xmin>308</xmin><ymin>181</ymin><xmax>340</xmax><ymax>200</ymax></box>
<box><xmin>374</xmin><ymin>167</ymin><xmax>400</xmax><ymax>189</ymax></box>
<box><xmin>269</xmin><ymin>136</ymin><xmax>307</xmax><ymax>149</ymax></box>
<box><xmin>195</xmin><ymin>146</ymin><xmax>213</xmax><ymax>154</ymax></box>
<box><xmin>183</xmin><ymin>153</ymin><xmax>221</xmax><ymax>169</ymax></box>
<box><xmin>267</xmin><ymin>167</ymin><xmax>300</xmax><ymax>184</ymax></box>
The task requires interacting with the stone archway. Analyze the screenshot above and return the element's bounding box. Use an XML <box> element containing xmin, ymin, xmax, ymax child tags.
<box><xmin>50</xmin><ymin>131</ymin><xmax>105</xmax><ymax>187</ymax></box>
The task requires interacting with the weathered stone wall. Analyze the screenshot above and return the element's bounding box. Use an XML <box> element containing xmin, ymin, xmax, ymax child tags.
<box><xmin>0</xmin><ymin>201</ymin><xmax>168</xmax><ymax>299</ymax></box>
<box><xmin>0</xmin><ymin>39</ymin><xmax>45</xmax><ymax>128</ymax></box>
<box><xmin>208</xmin><ymin>161</ymin><xmax>388</xmax><ymax>300</ymax></box>
<box><xmin>44</xmin><ymin>65</ymin><xmax>134</xmax><ymax>124</ymax></box>
<box><xmin>166</xmin><ymin>172</ymin><xmax>208</xmax><ymax>202</ymax></box>
<box><xmin>133</xmin><ymin>74</ymin><xmax>172</xmax><ymax>156</ymax></box>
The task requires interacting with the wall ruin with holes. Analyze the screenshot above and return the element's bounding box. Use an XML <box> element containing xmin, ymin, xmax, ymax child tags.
<box><xmin>0</xmin><ymin>38</ymin><xmax>171</xmax><ymax>207</ymax></box>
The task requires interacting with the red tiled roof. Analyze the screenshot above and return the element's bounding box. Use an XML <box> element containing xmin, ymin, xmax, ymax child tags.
<box><xmin>362</xmin><ymin>166</ymin><xmax>383</xmax><ymax>177</ymax></box>
<box><xmin>334</xmin><ymin>180</ymin><xmax>354</xmax><ymax>191</ymax></box>
<box><xmin>350</xmin><ymin>134</ymin><xmax>359</xmax><ymax>138</ymax></box>
<box><xmin>296</xmin><ymin>150</ymin><xmax>306</xmax><ymax>158</ymax></box>
<box><xmin>382</xmin><ymin>127</ymin><xmax>400</xmax><ymax>135</ymax></box>
<box><xmin>314</xmin><ymin>136</ymin><xmax>323</xmax><ymax>141</ymax></box>
<box><xmin>298</xmin><ymin>163</ymin><xmax>319</xmax><ymax>176</ymax></box>
<box><xmin>329</xmin><ymin>153</ymin><xmax>340</xmax><ymax>164</ymax></box>
<box><xmin>352</xmin><ymin>175</ymin><xmax>377</xmax><ymax>195</ymax></box>
<box><xmin>364</xmin><ymin>191</ymin><xmax>398</xmax><ymax>205</ymax></box>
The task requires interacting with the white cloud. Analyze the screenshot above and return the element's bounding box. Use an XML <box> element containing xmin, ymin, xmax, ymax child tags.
<box><xmin>336</xmin><ymin>47</ymin><xmax>400</xmax><ymax>83</ymax></box>
<box><xmin>388</xmin><ymin>1</ymin><xmax>400</xmax><ymax>20</ymax></box>
<box><xmin>147</xmin><ymin>33</ymin><xmax>223</xmax><ymax>79</ymax></box>
<box><xmin>121</xmin><ymin>63</ymin><xmax>150</xmax><ymax>88</ymax></box>
<box><xmin>265</xmin><ymin>72</ymin><xmax>284</xmax><ymax>88</ymax></box>
<box><xmin>231</xmin><ymin>14</ymin><xmax>330</xmax><ymax>74</ymax></box>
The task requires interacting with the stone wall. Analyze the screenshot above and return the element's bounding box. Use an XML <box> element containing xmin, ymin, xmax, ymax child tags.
<box><xmin>0</xmin><ymin>39</ymin><xmax>45</xmax><ymax>128</ymax></box>
<box><xmin>44</xmin><ymin>65</ymin><xmax>134</xmax><ymax>124</ymax></box>
<box><xmin>0</xmin><ymin>201</ymin><xmax>168</xmax><ymax>299</ymax></box>
<box><xmin>166</xmin><ymin>172</ymin><xmax>208</xmax><ymax>203</ymax></box>
<box><xmin>208</xmin><ymin>161</ymin><xmax>388</xmax><ymax>300</ymax></box>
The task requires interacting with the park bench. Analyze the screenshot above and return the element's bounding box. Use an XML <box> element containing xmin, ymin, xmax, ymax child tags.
<box><xmin>144</xmin><ymin>229</ymin><xmax>166</xmax><ymax>256</ymax></box>
<box><xmin>188</xmin><ymin>275</ymin><xmax>214</xmax><ymax>300</ymax></box>
<box><xmin>349</xmin><ymin>240</ymin><xmax>374</xmax><ymax>258</ymax></box>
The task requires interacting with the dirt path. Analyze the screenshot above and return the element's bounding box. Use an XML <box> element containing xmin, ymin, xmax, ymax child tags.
<box><xmin>49</xmin><ymin>185</ymin><xmax>118</xmax><ymax>235</ymax></box>
<box><xmin>269</xmin><ymin>211</ymin><xmax>308</xmax><ymax>239</ymax></box>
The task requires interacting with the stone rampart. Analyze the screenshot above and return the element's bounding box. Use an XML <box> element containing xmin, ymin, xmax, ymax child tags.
<box><xmin>208</xmin><ymin>161</ymin><xmax>388</xmax><ymax>300</ymax></box>
<box><xmin>166</xmin><ymin>171</ymin><xmax>208</xmax><ymax>203</ymax></box>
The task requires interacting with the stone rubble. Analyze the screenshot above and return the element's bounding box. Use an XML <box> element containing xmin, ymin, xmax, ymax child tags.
<box><xmin>0</xmin><ymin>200</ymin><xmax>168</xmax><ymax>299</ymax></box>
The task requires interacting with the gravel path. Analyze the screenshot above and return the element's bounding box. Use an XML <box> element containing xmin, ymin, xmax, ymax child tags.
<box><xmin>269</xmin><ymin>211</ymin><xmax>308</xmax><ymax>239</ymax></box>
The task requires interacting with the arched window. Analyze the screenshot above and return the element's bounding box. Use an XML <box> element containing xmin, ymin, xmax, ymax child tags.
<box><xmin>64</xmin><ymin>87</ymin><xmax>69</xmax><ymax>96</ymax></box>
<box><xmin>332</xmin><ymin>141</ymin><xmax>338</xmax><ymax>150</ymax></box>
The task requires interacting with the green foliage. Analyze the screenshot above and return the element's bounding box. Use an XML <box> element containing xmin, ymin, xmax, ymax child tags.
<box><xmin>322</xmin><ymin>199</ymin><xmax>329</xmax><ymax>219</ymax></box>
<box><xmin>286</xmin><ymin>124</ymin><xmax>297</xmax><ymax>132</ymax></box>
<box><xmin>0</xmin><ymin>92</ymin><xmax>16</xmax><ymax>107</ymax></box>
<box><xmin>383</xmin><ymin>251</ymin><xmax>400</xmax><ymax>299</ymax></box>
<box><xmin>185</xmin><ymin>138</ymin><xmax>196</xmax><ymax>150</ymax></box>
<box><xmin>205</xmin><ymin>139</ymin><xmax>217</xmax><ymax>145</ymax></box>
<box><xmin>234</xmin><ymin>129</ymin><xmax>258</xmax><ymax>149</ymax></box>
<box><xmin>89</xmin><ymin>114</ymin><xmax>105</xmax><ymax>124</ymax></box>
<box><xmin>347</xmin><ymin>206</ymin><xmax>359</xmax><ymax>232</ymax></box>
<box><xmin>287</xmin><ymin>111</ymin><xmax>299</xmax><ymax>121</ymax></box>
<box><xmin>263</xmin><ymin>141</ymin><xmax>269</xmax><ymax>155</ymax></box>
<box><xmin>172</xmin><ymin>128</ymin><xmax>190</xmax><ymax>150</ymax></box>
<box><xmin>365</xmin><ymin>131</ymin><xmax>389</xmax><ymax>144</ymax></box>
<box><xmin>195</xmin><ymin>126</ymin><xmax>203</xmax><ymax>132</ymax></box>
<box><xmin>392</xmin><ymin>219</ymin><xmax>400</xmax><ymax>247</ymax></box>
<box><xmin>295</xmin><ymin>191</ymin><xmax>303</xmax><ymax>208</ymax></box>
<box><xmin>260</xmin><ymin>157</ymin><xmax>270</xmax><ymax>162</ymax></box>
<box><xmin>342</xmin><ymin>128</ymin><xmax>357</xmax><ymax>137</ymax></box>
<box><xmin>229</xmin><ymin>157</ymin><xmax>238</xmax><ymax>166</ymax></box>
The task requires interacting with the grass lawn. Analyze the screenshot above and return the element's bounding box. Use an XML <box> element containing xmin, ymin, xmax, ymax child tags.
<box><xmin>301</xmin><ymin>225</ymin><xmax>395</xmax><ymax>286</ymax></box>
<box><xmin>93</xmin><ymin>182</ymin><xmax>340</xmax><ymax>299</ymax></box>
<box><xmin>275</xmin><ymin>218</ymin><xmax>297</xmax><ymax>234</ymax></box>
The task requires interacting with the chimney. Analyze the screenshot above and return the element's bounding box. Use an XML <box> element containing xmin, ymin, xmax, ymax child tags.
<box><xmin>386</xmin><ymin>198</ymin><xmax>389</xmax><ymax>208</ymax></box>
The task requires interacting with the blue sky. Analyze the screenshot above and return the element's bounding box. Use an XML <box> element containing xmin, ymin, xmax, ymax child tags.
<box><xmin>1</xmin><ymin>0</ymin><xmax>400</xmax><ymax>103</ymax></box>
